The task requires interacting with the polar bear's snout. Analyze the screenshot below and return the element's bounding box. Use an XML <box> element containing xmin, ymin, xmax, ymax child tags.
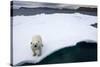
<box><xmin>34</xmin><ymin>44</ymin><xmax>37</xmax><ymax>48</ymax></box>
<box><xmin>30</xmin><ymin>35</ymin><xmax>43</xmax><ymax>56</ymax></box>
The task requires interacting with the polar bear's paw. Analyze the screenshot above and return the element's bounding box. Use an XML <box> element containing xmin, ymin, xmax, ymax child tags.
<box><xmin>33</xmin><ymin>53</ymin><xmax>36</xmax><ymax>56</ymax></box>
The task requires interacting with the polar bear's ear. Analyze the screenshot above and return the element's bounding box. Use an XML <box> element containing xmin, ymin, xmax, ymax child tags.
<box><xmin>30</xmin><ymin>42</ymin><xmax>32</xmax><ymax>44</ymax></box>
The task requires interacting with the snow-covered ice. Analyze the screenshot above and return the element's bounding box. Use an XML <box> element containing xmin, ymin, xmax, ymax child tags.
<box><xmin>12</xmin><ymin>13</ymin><xmax>97</xmax><ymax>65</ymax></box>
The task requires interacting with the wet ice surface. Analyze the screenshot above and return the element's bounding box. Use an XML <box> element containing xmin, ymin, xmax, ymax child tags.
<box><xmin>12</xmin><ymin>13</ymin><xmax>97</xmax><ymax>65</ymax></box>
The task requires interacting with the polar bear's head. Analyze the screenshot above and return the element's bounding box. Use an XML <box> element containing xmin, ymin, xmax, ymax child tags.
<box><xmin>30</xmin><ymin>40</ymin><xmax>40</xmax><ymax>48</ymax></box>
<box><xmin>30</xmin><ymin>35</ymin><xmax>43</xmax><ymax>50</ymax></box>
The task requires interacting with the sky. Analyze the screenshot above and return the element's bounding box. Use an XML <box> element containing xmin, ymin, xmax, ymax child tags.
<box><xmin>12</xmin><ymin>0</ymin><xmax>97</xmax><ymax>9</ymax></box>
<box><xmin>12</xmin><ymin>1</ymin><xmax>80</xmax><ymax>9</ymax></box>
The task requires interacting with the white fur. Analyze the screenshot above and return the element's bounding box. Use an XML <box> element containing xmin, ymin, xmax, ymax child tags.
<box><xmin>31</xmin><ymin>35</ymin><xmax>43</xmax><ymax>56</ymax></box>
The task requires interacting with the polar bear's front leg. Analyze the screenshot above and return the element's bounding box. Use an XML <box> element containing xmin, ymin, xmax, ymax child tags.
<box><xmin>38</xmin><ymin>47</ymin><xmax>42</xmax><ymax>56</ymax></box>
<box><xmin>31</xmin><ymin>46</ymin><xmax>36</xmax><ymax>56</ymax></box>
<box><xmin>33</xmin><ymin>50</ymin><xmax>37</xmax><ymax>56</ymax></box>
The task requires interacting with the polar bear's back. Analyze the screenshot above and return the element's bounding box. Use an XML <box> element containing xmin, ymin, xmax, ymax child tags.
<box><xmin>32</xmin><ymin>35</ymin><xmax>42</xmax><ymax>43</ymax></box>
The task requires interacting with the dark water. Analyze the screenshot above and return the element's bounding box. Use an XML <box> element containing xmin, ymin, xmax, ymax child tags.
<box><xmin>91</xmin><ymin>23</ymin><xmax>97</xmax><ymax>28</ymax></box>
<box><xmin>15</xmin><ymin>41</ymin><xmax>97</xmax><ymax>66</ymax></box>
<box><xmin>11</xmin><ymin>7</ymin><xmax>97</xmax><ymax>16</ymax></box>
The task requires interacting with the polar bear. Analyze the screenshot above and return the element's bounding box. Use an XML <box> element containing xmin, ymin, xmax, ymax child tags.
<box><xmin>30</xmin><ymin>35</ymin><xmax>43</xmax><ymax>56</ymax></box>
